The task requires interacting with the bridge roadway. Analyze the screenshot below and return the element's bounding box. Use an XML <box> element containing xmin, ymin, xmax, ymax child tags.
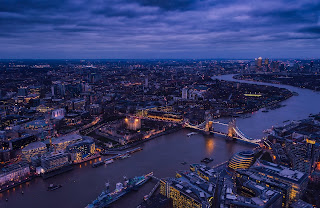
<box><xmin>184</xmin><ymin>122</ymin><xmax>261</xmax><ymax>145</ymax></box>
<box><xmin>138</xmin><ymin>115</ymin><xmax>261</xmax><ymax>145</ymax></box>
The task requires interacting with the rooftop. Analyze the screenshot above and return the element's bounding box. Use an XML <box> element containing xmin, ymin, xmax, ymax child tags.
<box><xmin>52</xmin><ymin>134</ymin><xmax>82</xmax><ymax>145</ymax></box>
<box><xmin>22</xmin><ymin>141</ymin><xmax>46</xmax><ymax>151</ymax></box>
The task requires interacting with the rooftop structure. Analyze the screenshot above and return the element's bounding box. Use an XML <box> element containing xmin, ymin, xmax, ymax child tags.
<box><xmin>52</xmin><ymin>134</ymin><xmax>83</xmax><ymax>152</ymax></box>
<box><xmin>41</xmin><ymin>152</ymin><xmax>70</xmax><ymax>172</ymax></box>
<box><xmin>160</xmin><ymin>170</ymin><xmax>215</xmax><ymax>208</ymax></box>
<box><xmin>66</xmin><ymin>137</ymin><xmax>95</xmax><ymax>163</ymax></box>
<box><xmin>22</xmin><ymin>141</ymin><xmax>47</xmax><ymax>162</ymax></box>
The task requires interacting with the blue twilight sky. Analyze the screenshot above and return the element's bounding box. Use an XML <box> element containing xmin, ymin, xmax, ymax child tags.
<box><xmin>0</xmin><ymin>0</ymin><xmax>319</xmax><ymax>59</ymax></box>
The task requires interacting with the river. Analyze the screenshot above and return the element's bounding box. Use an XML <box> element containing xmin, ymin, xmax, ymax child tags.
<box><xmin>1</xmin><ymin>74</ymin><xmax>319</xmax><ymax>208</ymax></box>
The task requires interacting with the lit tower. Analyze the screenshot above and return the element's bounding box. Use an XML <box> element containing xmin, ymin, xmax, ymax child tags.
<box><xmin>205</xmin><ymin>111</ymin><xmax>213</xmax><ymax>133</ymax></box>
<box><xmin>228</xmin><ymin>119</ymin><xmax>236</xmax><ymax>138</ymax></box>
<box><xmin>257</xmin><ymin>57</ymin><xmax>262</xmax><ymax>67</ymax></box>
<box><xmin>182</xmin><ymin>87</ymin><xmax>188</xmax><ymax>100</ymax></box>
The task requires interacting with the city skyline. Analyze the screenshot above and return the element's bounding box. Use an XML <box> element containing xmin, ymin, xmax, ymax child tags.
<box><xmin>1</xmin><ymin>0</ymin><xmax>320</xmax><ymax>59</ymax></box>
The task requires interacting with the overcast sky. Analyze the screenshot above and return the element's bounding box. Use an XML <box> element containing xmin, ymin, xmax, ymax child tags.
<box><xmin>0</xmin><ymin>0</ymin><xmax>319</xmax><ymax>59</ymax></box>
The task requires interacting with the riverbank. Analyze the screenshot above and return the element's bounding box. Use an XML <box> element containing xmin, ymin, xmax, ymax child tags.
<box><xmin>233</xmin><ymin>74</ymin><xmax>319</xmax><ymax>91</ymax></box>
<box><xmin>102</xmin><ymin>126</ymin><xmax>183</xmax><ymax>152</ymax></box>
<box><xmin>0</xmin><ymin>177</ymin><xmax>33</xmax><ymax>193</ymax></box>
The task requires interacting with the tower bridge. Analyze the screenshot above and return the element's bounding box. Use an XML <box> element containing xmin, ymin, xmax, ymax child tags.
<box><xmin>185</xmin><ymin>118</ymin><xmax>261</xmax><ymax>145</ymax></box>
<box><xmin>136</xmin><ymin>109</ymin><xmax>261</xmax><ymax>145</ymax></box>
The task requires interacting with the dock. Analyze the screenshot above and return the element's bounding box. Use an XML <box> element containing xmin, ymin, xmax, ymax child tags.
<box><xmin>144</xmin><ymin>181</ymin><xmax>160</xmax><ymax>201</ymax></box>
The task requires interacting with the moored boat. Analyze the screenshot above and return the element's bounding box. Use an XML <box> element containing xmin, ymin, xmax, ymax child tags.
<box><xmin>47</xmin><ymin>184</ymin><xmax>62</xmax><ymax>191</ymax></box>
<box><xmin>104</xmin><ymin>158</ymin><xmax>114</xmax><ymax>165</ymax></box>
<box><xmin>86</xmin><ymin>173</ymin><xmax>153</xmax><ymax>208</ymax></box>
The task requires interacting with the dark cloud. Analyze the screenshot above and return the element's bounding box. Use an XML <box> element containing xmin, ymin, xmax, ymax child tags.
<box><xmin>0</xmin><ymin>0</ymin><xmax>66</xmax><ymax>13</ymax></box>
<box><xmin>299</xmin><ymin>26</ymin><xmax>320</xmax><ymax>34</ymax></box>
<box><xmin>127</xmin><ymin>0</ymin><xmax>197</xmax><ymax>11</ymax></box>
<box><xmin>0</xmin><ymin>0</ymin><xmax>319</xmax><ymax>58</ymax></box>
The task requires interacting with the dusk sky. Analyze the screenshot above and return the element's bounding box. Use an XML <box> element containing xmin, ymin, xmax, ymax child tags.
<box><xmin>1</xmin><ymin>0</ymin><xmax>320</xmax><ymax>59</ymax></box>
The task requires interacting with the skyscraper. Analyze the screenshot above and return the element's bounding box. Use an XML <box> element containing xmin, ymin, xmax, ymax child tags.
<box><xmin>182</xmin><ymin>87</ymin><xmax>188</xmax><ymax>100</ymax></box>
<box><xmin>257</xmin><ymin>57</ymin><xmax>262</xmax><ymax>67</ymax></box>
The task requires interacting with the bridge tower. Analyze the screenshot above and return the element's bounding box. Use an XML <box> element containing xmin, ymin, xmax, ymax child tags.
<box><xmin>205</xmin><ymin>111</ymin><xmax>213</xmax><ymax>133</ymax></box>
<box><xmin>228</xmin><ymin>119</ymin><xmax>236</xmax><ymax>138</ymax></box>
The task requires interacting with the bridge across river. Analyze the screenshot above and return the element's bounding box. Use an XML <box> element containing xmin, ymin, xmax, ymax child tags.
<box><xmin>185</xmin><ymin>118</ymin><xmax>261</xmax><ymax>145</ymax></box>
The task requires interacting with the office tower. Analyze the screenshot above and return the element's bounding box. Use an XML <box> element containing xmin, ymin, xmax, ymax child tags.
<box><xmin>257</xmin><ymin>57</ymin><xmax>263</xmax><ymax>67</ymax></box>
<box><xmin>182</xmin><ymin>87</ymin><xmax>188</xmax><ymax>100</ymax></box>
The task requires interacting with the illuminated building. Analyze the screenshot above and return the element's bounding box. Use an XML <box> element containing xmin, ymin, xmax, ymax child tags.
<box><xmin>189</xmin><ymin>164</ymin><xmax>218</xmax><ymax>182</ymax></box>
<box><xmin>228</xmin><ymin>151</ymin><xmax>255</xmax><ymax>170</ymax></box>
<box><xmin>0</xmin><ymin>162</ymin><xmax>30</xmax><ymax>187</ymax></box>
<box><xmin>125</xmin><ymin>116</ymin><xmax>141</xmax><ymax>131</ymax></box>
<box><xmin>223</xmin><ymin>179</ymin><xmax>283</xmax><ymax>208</ymax></box>
<box><xmin>28</xmin><ymin>86</ymin><xmax>41</xmax><ymax>95</ymax></box>
<box><xmin>36</xmin><ymin>105</ymin><xmax>53</xmax><ymax>113</ymax></box>
<box><xmin>283</xmin><ymin>138</ymin><xmax>319</xmax><ymax>174</ymax></box>
<box><xmin>64</xmin><ymin>113</ymin><xmax>82</xmax><ymax>126</ymax></box>
<box><xmin>40</xmin><ymin>152</ymin><xmax>70</xmax><ymax>173</ymax></box>
<box><xmin>17</xmin><ymin>87</ymin><xmax>28</xmax><ymax>97</ymax></box>
<box><xmin>141</xmin><ymin>106</ymin><xmax>183</xmax><ymax>122</ymax></box>
<box><xmin>236</xmin><ymin>168</ymin><xmax>291</xmax><ymax>207</ymax></box>
<box><xmin>9</xmin><ymin>134</ymin><xmax>37</xmax><ymax>150</ymax></box>
<box><xmin>24</xmin><ymin>94</ymin><xmax>40</xmax><ymax>103</ymax></box>
<box><xmin>22</xmin><ymin>141</ymin><xmax>47</xmax><ymax>162</ymax></box>
<box><xmin>290</xmin><ymin>199</ymin><xmax>313</xmax><ymax>208</ymax></box>
<box><xmin>89</xmin><ymin>104</ymin><xmax>101</xmax><ymax>115</ymax></box>
<box><xmin>182</xmin><ymin>87</ymin><xmax>188</xmax><ymax>100</ymax></box>
<box><xmin>67</xmin><ymin>98</ymin><xmax>85</xmax><ymax>111</ymax></box>
<box><xmin>66</xmin><ymin>137</ymin><xmax>96</xmax><ymax>163</ymax></box>
<box><xmin>51</xmin><ymin>81</ymin><xmax>66</xmax><ymax>97</ymax></box>
<box><xmin>24</xmin><ymin>119</ymin><xmax>48</xmax><ymax>130</ymax></box>
<box><xmin>52</xmin><ymin>108</ymin><xmax>65</xmax><ymax>119</ymax></box>
<box><xmin>160</xmin><ymin>170</ymin><xmax>215</xmax><ymax>208</ymax></box>
<box><xmin>246</xmin><ymin>160</ymin><xmax>308</xmax><ymax>205</ymax></box>
<box><xmin>257</xmin><ymin>57</ymin><xmax>263</xmax><ymax>67</ymax></box>
<box><xmin>244</xmin><ymin>93</ymin><xmax>262</xmax><ymax>97</ymax></box>
<box><xmin>52</xmin><ymin>134</ymin><xmax>83</xmax><ymax>152</ymax></box>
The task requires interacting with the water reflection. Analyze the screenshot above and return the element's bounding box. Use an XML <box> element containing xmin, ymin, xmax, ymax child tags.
<box><xmin>205</xmin><ymin>138</ymin><xmax>215</xmax><ymax>155</ymax></box>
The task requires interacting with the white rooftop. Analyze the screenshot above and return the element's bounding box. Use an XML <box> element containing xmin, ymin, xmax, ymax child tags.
<box><xmin>22</xmin><ymin>141</ymin><xmax>46</xmax><ymax>151</ymax></box>
<box><xmin>52</xmin><ymin>134</ymin><xmax>82</xmax><ymax>144</ymax></box>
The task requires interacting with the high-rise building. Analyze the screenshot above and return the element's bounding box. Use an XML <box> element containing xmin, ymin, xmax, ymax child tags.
<box><xmin>17</xmin><ymin>87</ymin><xmax>28</xmax><ymax>97</ymax></box>
<box><xmin>51</xmin><ymin>81</ymin><xmax>66</xmax><ymax>97</ymax></box>
<box><xmin>248</xmin><ymin>160</ymin><xmax>308</xmax><ymax>204</ymax></box>
<box><xmin>182</xmin><ymin>87</ymin><xmax>188</xmax><ymax>100</ymax></box>
<box><xmin>257</xmin><ymin>57</ymin><xmax>263</xmax><ymax>67</ymax></box>
<box><xmin>228</xmin><ymin>151</ymin><xmax>255</xmax><ymax>170</ymax></box>
<box><xmin>145</xmin><ymin>77</ymin><xmax>148</xmax><ymax>88</ymax></box>
<box><xmin>67</xmin><ymin>99</ymin><xmax>85</xmax><ymax>111</ymax></box>
<box><xmin>160</xmin><ymin>170</ymin><xmax>214</xmax><ymax>208</ymax></box>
